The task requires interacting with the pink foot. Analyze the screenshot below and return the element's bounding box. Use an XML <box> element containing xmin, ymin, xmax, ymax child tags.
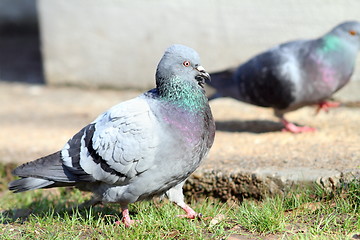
<box><xmin>281</xmin><ymin>119</ymin><xmax>316</xmax><ymax>133</ymax></box>
<box><xmin>117</xmin><ymin>208</ymin><xmax>139</xmax><ymax>227</ymax></box>
<box><xmin>176</xmin><ymin>204</ymin><xmax>200</xmax><ymax>219</ymax></box>
<box><xmin>316</xmin><ymin>101</ymin><xmax>340</xmax><ymax>114</ymax></box>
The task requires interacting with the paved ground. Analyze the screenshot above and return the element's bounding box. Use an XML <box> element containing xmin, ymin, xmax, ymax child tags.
<box><xmin>1</xmin><ymin>82</ymin><xmax>359</xmax><ymax>200</ymax></box>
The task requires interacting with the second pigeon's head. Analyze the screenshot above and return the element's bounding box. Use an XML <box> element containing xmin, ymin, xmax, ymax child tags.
<box><xmin>155</xmin><ymin>44</ymin><xmax>210</xmax><ymax>89</ymax></box>
<box><xmin>329</xmin><ymin>21</ymin><xmax>360</xmax><ymax>50</ymax></box>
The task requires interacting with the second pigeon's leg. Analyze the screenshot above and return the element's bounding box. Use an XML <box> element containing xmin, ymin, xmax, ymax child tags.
<box><xmin>166</xmin><ymin>181</ymin><xmax>199</xmax><ymax>219</ymax></box>
<box><xmin>280</xmin><ymin>118</ymin><xmax>316</xmax><ymax>133</ymax></box>
<box><xmin>316</xmin><ymin>101</ymin><xmax>340</xmax><ymax>114</ymax></box>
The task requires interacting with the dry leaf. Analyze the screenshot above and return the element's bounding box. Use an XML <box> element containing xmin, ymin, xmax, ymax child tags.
<box><xmin>209</xmin><ymin>214</ymin><xmax>226</xmax><ymax>228</ymax></box>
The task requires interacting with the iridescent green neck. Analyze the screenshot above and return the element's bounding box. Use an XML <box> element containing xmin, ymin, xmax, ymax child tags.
<box><xmin>157</xmin><ymin>76</ymin><xmax>208</xmax><ymax>113</ymax></box>
<box><xmin>319</xmin><ymin>35</ymin><xmax>342</xmax><ymax>53</ymax></box>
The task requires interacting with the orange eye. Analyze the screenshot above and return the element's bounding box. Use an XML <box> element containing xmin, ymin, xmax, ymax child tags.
<box><xmin>349</xmin><ymin>30</ymin><xmax>357</xmax><ymax>36</ymax></box>
<box><xmin>183</xmin><ymin>61</ymin><xmax>191</xmax><ymax>67</ymax></box>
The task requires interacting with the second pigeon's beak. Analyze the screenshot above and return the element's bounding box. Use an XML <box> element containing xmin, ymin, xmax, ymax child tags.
<box><xmin>195</xmin><ymin>65</ymin><xmax>211</xmax><ymax>88</ymax></box>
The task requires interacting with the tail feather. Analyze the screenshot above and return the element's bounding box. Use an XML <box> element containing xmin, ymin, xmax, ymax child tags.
<box><xmin>8</xmin><ymin>177</ymin><xmax>55</xmax><ymax>193</ymax></box>
<box><xmin>9</xmin><ymin>151</ymin><xmax>78</xmax><ymax>193</ymax></box>
<box><xmin>208</xmin><ymin>68</ymin><xmax>236</xmax><ymax>88</ymax></box>
<box><xmin>12</xmin><ymin>151</ymin><xmax>77</xmax><ymax>182</ymax></box>
<box><xmin>207</xmin><ymin>68</ymin><xmax>237</xmax><ymax>100</ymax></box>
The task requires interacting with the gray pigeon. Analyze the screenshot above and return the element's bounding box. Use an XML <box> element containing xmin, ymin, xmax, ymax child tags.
<box><xmin>8</xmin><ymin>44</ymin><xmax>215</xmax><ymax>227</ymax></box>
<box><xmin>207</xmin><ymin>21</ymin><xmax>360</xmax><ymax>133</ymax></box>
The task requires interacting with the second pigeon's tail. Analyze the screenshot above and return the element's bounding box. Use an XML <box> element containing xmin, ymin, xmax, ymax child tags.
<box><xmin>8</xmin><ymin>151</ymin><xmax>77</xmax><ymax>193</ymax></box>
<box><xmin>206</xmin><ymin>68</ymin><xmax>237</xmax><ymax>100</ymax></box>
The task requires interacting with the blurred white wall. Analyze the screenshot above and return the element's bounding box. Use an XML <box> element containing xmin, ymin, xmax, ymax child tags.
<box><xmin>38</xmin><ymin>0</ymin><xmax>360</xmax><ymax>99</ymax></box>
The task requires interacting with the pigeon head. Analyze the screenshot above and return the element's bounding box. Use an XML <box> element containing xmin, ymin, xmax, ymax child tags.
<box><xmin>155</xmin><ymin>44</ymin><xmax>210</xmax><ymax>90</ymax></box>
<box><xmin>328</xmin><ymin>21</ymin><xmax>360</xmax><ymax>50</ymax></box>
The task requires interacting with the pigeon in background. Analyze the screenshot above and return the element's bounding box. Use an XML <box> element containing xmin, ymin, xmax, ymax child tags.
<box><xmin>8</xmin><ymin>44</ymin><xmax>215</xmax><ymax>227</ymax></box>
<box><xmin>207</xmin><ymin>21</ymin><xmax>360</xmax><ymax>133</ymax></box>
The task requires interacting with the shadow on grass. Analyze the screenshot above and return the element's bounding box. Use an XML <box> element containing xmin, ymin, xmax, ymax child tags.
<box><xmin>215</xmin><ymin>119</ymin><xmax>284</xmax><ymax>133</ymax></box>
<box><xmin>0</xmin><ymin>192</ymin><xmax>128</xmax><ymax>225</ymax></box>
<box><xmin>0</xmin><ymin>163</ymin><xmax>126</xmax><ymax>225</ymax></box>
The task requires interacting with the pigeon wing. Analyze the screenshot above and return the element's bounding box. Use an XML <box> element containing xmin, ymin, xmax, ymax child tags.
<box><xmin>61</xmin><ymin>96</ymin><xmax>158</xmax><ymax>185</ymax></box>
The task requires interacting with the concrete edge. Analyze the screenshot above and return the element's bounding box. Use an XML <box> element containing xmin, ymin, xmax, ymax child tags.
<box><xmin>184</xmin><ymin>168</ymin><xmax>360</xmax><ymax>201</ymax></box>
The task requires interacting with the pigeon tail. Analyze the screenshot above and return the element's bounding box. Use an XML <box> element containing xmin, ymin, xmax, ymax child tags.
<box><xmin>9</xmin><ymin>151</ymin><xmax>78</xmax><ymax>193</ymax></box>
<box><xmin>8</xmin><ymin>177</ymin><xmax>55</xmax><ymax>193</ymax></box>
<box><xmin>208</xmin><ymin>68</ymin><xmax>237</xmax><ymax>100</ymax></box>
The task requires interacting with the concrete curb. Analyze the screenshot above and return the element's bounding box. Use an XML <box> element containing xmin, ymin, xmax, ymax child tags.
<box><xmin>184</xmin><ymin>168</ymin><xmax>360</xmax><ymax>201</ymax></box>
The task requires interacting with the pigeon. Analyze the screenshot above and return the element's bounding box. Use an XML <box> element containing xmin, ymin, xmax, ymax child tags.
<box><xmin>207</xmin><ymin>21</ymin><xmax>360</xmax><ymax>133</ymax></box>
<box><xmin>8</xmin><ymin>44</ymin><xmax>215</xmax><ymax>227</ymax></box>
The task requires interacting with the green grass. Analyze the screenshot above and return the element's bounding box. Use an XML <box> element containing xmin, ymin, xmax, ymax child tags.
<box><xmin>232</xmin><ymin>181</ymin><xmax>360</xmax><ymax>239</ymax></box>
<box><xmin>0</xmin><ymin>163</ymin><xmax>359</xmax><ymax>239</ymax></box>
<box><xmin>0</xmin><ymin>189</ymin><xmax>232</xmax><ymax>239</ymax></box>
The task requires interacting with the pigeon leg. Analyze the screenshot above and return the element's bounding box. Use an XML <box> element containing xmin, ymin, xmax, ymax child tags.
<box><xmin>280</xmin><ymin>118</ymin><xmax>316</xmax><ymax>133</ymax></box>
<box><xmin>316</xmin><ymin>101</ymin><xmax>340</xmax><ymax>114</ymax></box>
<box><xmin>175</xmin><ymin>201</ymin><xmax>198</xmax><ymax>219</ymax></box>
<box><xmin>120</xmin><ymin>208</ymin><xmax>137</xmax><ymax>227</ymax></box>
<box><xmin>78</xmin><ymin>199</ymin><xmax>138</xmax><ymax>227</ymax></box>
<box><xmin>166</xmin><ymin>181</ymin><xmax>200</xmax><ymax>219</ymax></box>
<box><xmin>114</xmin><ymin>207</ymin><xmax>139</xmax><ymax>227</ymax></box>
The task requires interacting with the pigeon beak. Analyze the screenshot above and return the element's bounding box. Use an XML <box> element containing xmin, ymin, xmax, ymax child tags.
<box><xmin>195</xmin><ymin>65</ymin><xmax>211</xmax><ymax>87</ymax></box>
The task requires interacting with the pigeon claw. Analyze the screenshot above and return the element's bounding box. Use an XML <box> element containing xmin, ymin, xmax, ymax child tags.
<box><xmin>315</xmin><ymin>101</ymin><xmax>341</xmax><ymax>114</ymax></box>
<box><xmin>176</xmin><ymin>205</ymin><xmax>201</xmax><ymax>219</ymax></box>
<box><xmin>281</xmin><ymin>119</ymin><xmax>316</xmax><ymax>133</ymax></box>
<box><xmin>119</xmin><ymin>208</ymin><xmax>139</xmax><ymax>228</ymax></box>
<box><xmin>176</xmin><ymin>213</ymin><xmax>202</xmax><ymax>219</ymax></box>
<box><xmin>281</xmin><ymin>125</ymin><xmax>316</xmax><ymax>133</ymax></box>
<box><xmin>120</xmin><ymin>219</ymin><xmax>139</xmax><ymax>228</ymax></box>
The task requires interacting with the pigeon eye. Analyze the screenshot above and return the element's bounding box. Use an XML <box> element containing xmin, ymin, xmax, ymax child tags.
<box><xmin>349</xmin><ymin>30</ymin><xmax>357</xmax><ymax>36</ymax></box>
<box><xmin>183</xmin><ymin>61</ymin><xmax>191</xmax><ymax>67</ymax></box>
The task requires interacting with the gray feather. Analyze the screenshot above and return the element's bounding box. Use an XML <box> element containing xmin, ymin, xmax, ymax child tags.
<box><xmin>9</xmin><ymin>178</ymin><xmax>55</xmax><ymax>193</ymax></box>
<box><xmin>11</xmin><ymin>151</ymin><xmax>78</xmax><ymax>182</ymax></box>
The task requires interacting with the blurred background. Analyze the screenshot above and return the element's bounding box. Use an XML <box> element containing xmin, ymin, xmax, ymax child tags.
<box><xmin>0</xmin><ymin>0</ymin><xmax>359</xmax><ymax>100</ymax></box>
<box><xmin>0</xmin><ymin>0</ymin><xmax>42</xmax><ymax>84</ymax></box>
<box><xmin>0</xmin><ymin>0</ymin><xmax>360</xmax><ymax>203</ymax></box>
